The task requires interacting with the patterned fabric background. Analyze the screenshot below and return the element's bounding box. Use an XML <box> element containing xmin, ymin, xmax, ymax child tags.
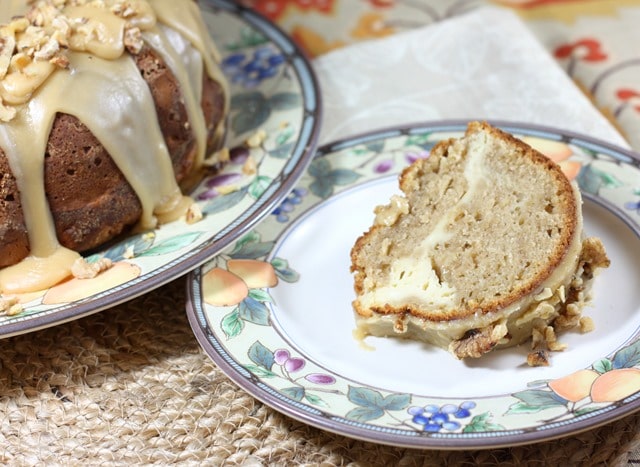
<box><xmin>238</xmin><ymin>0</ymin><xmax>640</xmax><ymax>150</ymax></box>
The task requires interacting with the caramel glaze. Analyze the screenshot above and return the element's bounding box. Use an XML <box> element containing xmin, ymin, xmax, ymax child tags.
<box><xmin>0</xmin><ymin>1</ymin><xmax>228</xmax><ymax>292</ymax></box>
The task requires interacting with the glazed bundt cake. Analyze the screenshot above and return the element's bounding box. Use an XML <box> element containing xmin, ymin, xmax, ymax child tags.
<box><xmin>0</xmin><ymin>0</ymin><xmax>228</xmax><ymax>292</ymax></box>
<box><xmin>350</xmin><ymin>122</ymin><xmax>610</xmax><ymax>365</ymax></box>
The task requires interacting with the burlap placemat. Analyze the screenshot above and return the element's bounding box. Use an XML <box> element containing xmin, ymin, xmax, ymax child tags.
<box><xmin>1</xmin><ymin>279</ymin><xmax>639</xmax><ymax>466</ymax></box>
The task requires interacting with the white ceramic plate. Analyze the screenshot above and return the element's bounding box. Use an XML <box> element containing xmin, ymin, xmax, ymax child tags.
<box><xmin>0</xmin><ymin>0</ymin><xmax>321</xmax><ymax>338</ymax></box>
<box><xmin>187</xmin><ymin>121</ymin><xmax>640</xmax><ymax>449</ymax></box>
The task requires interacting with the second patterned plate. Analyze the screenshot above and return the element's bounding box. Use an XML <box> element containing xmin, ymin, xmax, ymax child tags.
<box><xmin>186</xmin><ymin>121</ymin><xmax>640</xmax><ymax>449</ymax></box>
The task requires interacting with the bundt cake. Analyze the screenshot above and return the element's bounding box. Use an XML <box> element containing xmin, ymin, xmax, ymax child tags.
<box><xmin>350</xmin><ymin>122</ymin><xmax>610</xmax><ymax>365</ymax></box>
<box><xmin>0</xmin><ymin>0</ymin><xmax>228</xmax><ymax>293</ymax></box>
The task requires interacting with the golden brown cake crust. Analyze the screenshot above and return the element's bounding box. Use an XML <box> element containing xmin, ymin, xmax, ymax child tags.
<box><xmin>0</xmin><ymin>154</ymin><xmax>29</xmax><ymax>268</ymax></box>
<box><xmin>350</xmin><ymin>121</ymin><xmax>579</xmax><ymax>322</ymax></box>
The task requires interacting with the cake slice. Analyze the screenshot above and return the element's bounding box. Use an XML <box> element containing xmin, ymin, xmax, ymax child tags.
<box><xmin>350</xmin><ymin>121</ymin><xmax>609</xmax><ymax>364</ymax></box>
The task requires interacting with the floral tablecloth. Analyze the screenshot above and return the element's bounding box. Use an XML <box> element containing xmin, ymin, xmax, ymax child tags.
<box><xmin>239</xmin><ymin>0</ymin><xmax>640</xmax><ymax>151</ymax></box>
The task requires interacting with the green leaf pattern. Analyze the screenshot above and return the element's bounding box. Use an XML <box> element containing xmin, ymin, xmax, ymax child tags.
<box><xmin>345</xmin><ymin>386</ymin><xmax>411</xmax><ymax>423</ymax></box>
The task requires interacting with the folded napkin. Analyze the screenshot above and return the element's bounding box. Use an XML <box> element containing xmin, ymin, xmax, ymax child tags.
<box><xmin>312</xmin><ymin>6</ymin><xmax>629</xmax><ymax>148</ymax></box>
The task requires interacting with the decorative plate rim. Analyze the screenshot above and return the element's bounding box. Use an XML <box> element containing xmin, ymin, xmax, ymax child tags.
<box><xmin>186</xmin><ymin>119</ymin><xmax>640</xmax><ymax>450</ymax></box>
<box><xmin>0</xmin><ymin>0</ymin><xmax>322</xmax><ymax>339</ymax></box>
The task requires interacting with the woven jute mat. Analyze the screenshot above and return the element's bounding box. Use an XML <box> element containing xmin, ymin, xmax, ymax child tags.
<box><xmin>1</xmin><ymin>279</ymin><xmax>639</xmax><ymax>466</ymax></box>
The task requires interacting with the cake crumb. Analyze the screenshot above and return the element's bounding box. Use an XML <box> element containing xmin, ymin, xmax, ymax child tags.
<box><xmin>216</xmin><ymin>184</ymin><xmax>240</xmax><ymax>195</ymax></box>
<box><xmin>185</xmin><ymin>202</ymin><xmax>203</xmax><ymax>224</ymax></box>
<box><xmin>122</xmin><ymin>245</ymin><xmax>136</xmax><ymax>259</ymax></box>
<box><xmin>242</xmin><ymin>155</ymin><xmax>257</xmax><ymax>175</ymax></box>
<box><xmin>71</xmin><ymin>257</ymin><xmax>113</xmax><ymax>279</ymax></box>
<box><xmin>0</xmin><ymin>296</ymin><xmax>22</xmax><ymax>316</ymax></box>
<box><xmin>245</xmin><ymin>129</ymin><xmax>267</xmax><ymax>148</ymax></box>
<box><xmin>579</xmin><ymin>316</ymin><xmax>595</xmax><ymax>333</ymax></box>
<box><xmin>527</xmin><ymin>349</ymin><xmax>550</xmax><ymax>367</ymax></box>
<box><xmin>203</xmin><ymin>147</ymin><xmax>230</xmax><ymax>168</ymax></box>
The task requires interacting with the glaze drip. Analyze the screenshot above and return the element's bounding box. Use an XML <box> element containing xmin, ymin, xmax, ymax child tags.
<box><xmin>0</xmin><ymin>0</ymin><xmax>227</xmax><ymax>292</ymax></box>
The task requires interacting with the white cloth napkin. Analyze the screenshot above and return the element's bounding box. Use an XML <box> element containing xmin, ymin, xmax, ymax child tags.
<box><xmin>312</xmin><ymin>6</ymin><xmax>628</xmax><ymax>148</ymax></box>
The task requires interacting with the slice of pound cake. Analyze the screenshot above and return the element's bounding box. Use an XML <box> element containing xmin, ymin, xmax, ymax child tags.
<box><xmin>350</xmin><ymin>121</ymin><xmax>610</xmax><ymax>365</ymax></box>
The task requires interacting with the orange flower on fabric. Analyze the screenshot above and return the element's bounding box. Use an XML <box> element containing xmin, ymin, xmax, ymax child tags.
<box><xmin>366</xmin><ymin>0</ymin><xmax>396</xmax><ymax>7</ymax></box>
<box><xmin>293</xmin><ymin>0</ymin><xmax>335</xmax><ymax>13</ymax></box>
<box><xmin>351</xmin><ymin>12</ymin><xmax>396</xmax><ymax>40</ymax></box>
<box><xmin>291</xmin><ymin>26</ymin><xmax>345</xmax><ymax>57</ymax></box>
<box><xmin>239</xmin><ymin>0</ymin><xmax>336</xmax><ymax>21</ymax></box>
<box><xmin>554</xmin><ymin>38</ymin><xmax>607</xmax><ymax>76</ymax></box>
<box><xmin>555</xmin><ymin>38</ymin><xmax>607</xmax><ymax>62</ymax></box>
<box><xmin>614</xmin><ymin>88</ymin><xmax>640</xmax><ymax>117</ymax></box>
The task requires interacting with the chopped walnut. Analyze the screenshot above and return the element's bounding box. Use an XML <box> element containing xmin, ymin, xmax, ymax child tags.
<box><xmin>449</xmin><ymin>321</ymin><xmax>509</xmax><ymax>359</ymax></box>
<box><xmin>558</xmin><ymin>285</ymin><xmax>566</xmax><ymax>303</ymax></box>
<box><xmin>51</xmin><ymin>17</ymin><xmax>72</xmax><ymax>44</ymax></box>
<box><xmin>0</xmin><ymin>0</ymin><xmax>159</xmax><ymax>120</ymax></box>
<box><xmin>185</xmin><ymin>202</ymin><xmax>203</xmax><ymax>224</ymax></box>
<box><xmin>527</xmin><ymin>324</ymin><xmax>566</xmax><ymax>367</ymax></box>
<box><xmin>542</xmin><ymin>325</ymin><xmax>567</xmax><ymax>352</ymax></box>
<box><xmin>71</xmin><ymin>257</ymin><xmax>113</xmax><ymax>279</ymax></box>
<box><xmin>527</xmin><ymin>349</ymin><xmax>550</xmax><ymax>367</ymax></box>
<box><xmin>0</xmin><ymin>34</ymin><xmax>16</xmax><ymax>79</ymax></box>
<box><xmin>0</xmin><ymin>296</ymin><xmax>21</xmax><ymax>316</ymax></box>
<box><xmin>554</xmin><ymin>301</ymin><xmax>583</xmax><ymax>330</ymax></box>
<box><xmin>111</xmin><ymin>1</ymin><xmax>138</xmax><ymax>18</ymax></box>
<box><xmin>5</xmin><ymin>302</ymin><xmax>23</xmax><ymax>316</ymax></box>
<box><xmin>579</xmin><ymin>316</ymin><xmax>595</xmax><ymax>333</ymax></box>
<box><xmin>122</xmin><ymin>245</ymin><xmax>136</xmax><ymax>259</ymax></box>
<box><xmin>33</xmin><ymin>36</ymin><xmax>60</xmax><ymax>60</ymax></box>
<box><xmin>532</xmin><ymin>325</ymin><xmax>567</xmax><ymax>352</ymax></box>
<box><xmin>49</xmin><ymin>53</ymin><xmax>69</xmax><ymax>68</ymax></box>
<box><xmin>123</xmin><ymin>26</ymin><xmax>143</xmax><ymax>54</ymax></box>
<box><xmin>215</xmin><ymin>147</ymin><xmax>230</xmax><ymax>163</ymax></box>
<box><xmin>533</xmin><ymin>287</ymin><xmax>553</xmax><ymax>301</ymax></box>
<box><xmin>242</xmin><ymin>155</ymin><xmax>257</xmax><ymax>176</ymax></box>
<box><xmin>0</xmin><ymin>102</ymin><xmax>17</xmax><ymax>122</ymax></box>
<box><xmin>245</xmin><ymin>129</ymin><xmax>267</xmax><ymax>148</ymax></box>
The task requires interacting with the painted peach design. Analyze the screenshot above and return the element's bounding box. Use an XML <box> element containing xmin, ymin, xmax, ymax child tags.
<box><xmin>548</xmin><ymin>368</ymin><xmax>640</xmax><ymax>405</ymax></box>
<box><xmin>42</xmin><ymin>262</ymin><xmax>141</xmax><ymax>305</ymax></box>
<box><xmin>203</xmin><ymin>259</ymin><xmax>278</xmax><ymax>307</ymax></box>
<box><xmin>521</xmin><ymin>136</ymin><xmax>581</xmax><ymax>180</ymax></box>
<box><xmin>590</xmin><ymin>368</ymin><xmax>640</xmax><ymax>403</ymax></box>
<box><xmin>548</xmin><ymin>369</ymin><xmax>599</xmax><ymax>402</ymax></box>
<box><xmin>203</xmin><ymin>268</ymin><xmax>249</xmax><ymax>306</ymax></box>
<box><xmin>228</xmin><ymin>259</ymin><xmax>278</xmax><ymax>289</ymax></box>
